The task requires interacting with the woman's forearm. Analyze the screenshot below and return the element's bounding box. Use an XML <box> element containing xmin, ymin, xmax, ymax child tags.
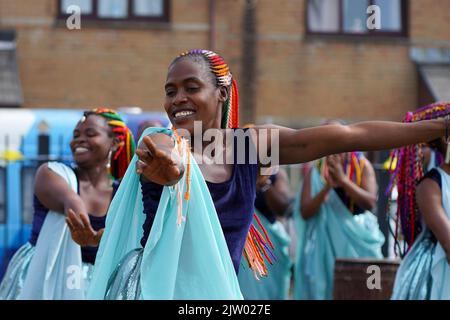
<box><xmin>264</xmin><ymin>186</ymin><xmax>292</xmax><ymax>217</ymax></box>
<box><xmin>278</xmin><ymin>119</ymin><xmax>446</xmax><ymax>165</ymax></box>
<box><xmin>340</xmin><ymin>178</ymin><xmax>376</xmax><ymax>211</ymax></box>
<box><xmin>344</xmin><ymin>120</ymin><xmax>445</xmax><ymax>152</ymax></box>
<box><xmin>301</xmin><ymin>185</ymin><xmax>330</xmax><ymax>220</ymax></box>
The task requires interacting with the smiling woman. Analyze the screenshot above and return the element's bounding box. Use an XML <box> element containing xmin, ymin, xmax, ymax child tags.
<box><xmin>0</xmin><ymin>108</ymin><xmax>135</xmax><ymax>300</ymax></box>
<box><xmin>86</xmin><ymin>49</ymin><xmax>448</xmax><ymax>300</ymax></box>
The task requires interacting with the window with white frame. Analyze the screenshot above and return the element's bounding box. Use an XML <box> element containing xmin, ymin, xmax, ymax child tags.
<box><xmin>59</xmin><ymin>0</ymin><xmax>169</xmax><ymax>22</ymax></box>
<box><xmin>307</xmin><ymin>0</ymin><xmax>406</xmax><ymax>36</ymax></box>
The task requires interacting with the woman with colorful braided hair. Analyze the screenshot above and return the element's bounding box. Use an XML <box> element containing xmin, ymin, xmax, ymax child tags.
<box><xmin>86</xmin><ymin>49</ymin><xmax>450</xmax><ymax>300</ymax></box>
<box><xmin>0</xmin><ymin>108</ymin><xmax>134</xmax><ymax>300</ymax></box>
<box><xmin>390</xmin><ymin>102</ymin><xmax>450</xmax><ymax>300</ymax></box>
<box><xmin>292</xmin><ymin>120</ymin><xmax>384</xmax><ymax>299</ymax></box>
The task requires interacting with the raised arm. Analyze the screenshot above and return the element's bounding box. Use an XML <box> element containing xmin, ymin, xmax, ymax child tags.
<box><xmin>416</xmin><ymin>178</ymin><xmax>450</xmax><ymax>264</ymax></box>
<box><xmin>34</xmin><ymin>163</ymin><xmax>87</xmax><ymax>215</ymax></box>
<box><xmin>300</xmin><ymin>167</ymin><xmax>331</xmax><ymax>220</ymax></box>
<box><xmin>257</xmin><ymin>120</ymin><xmax>445</xmax><ymax>165</ymax></box>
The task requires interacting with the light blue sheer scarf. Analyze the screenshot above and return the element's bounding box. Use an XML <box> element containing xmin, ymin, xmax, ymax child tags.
<box><xmin>19</xmin><ymin>162</ymin><xmax>88</xmax><ymax>300</ymax></box>
<box><xmin>293</xmin><ymin>166</ymin><xmax>384</xmax><ymax>300</ymax></box>
<box><xmin>88</xmin><ymin>127</ymin><xmax>243</xmax><ymax>300</ymax></box>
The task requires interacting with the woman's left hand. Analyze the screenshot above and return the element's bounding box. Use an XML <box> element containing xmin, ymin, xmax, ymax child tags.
<box><xmin>326</xmin><ymin>154</ymin><xmax>347</xmax><ymax>187</ymax></box>
<box><xmin>66</xmin><ymin>209</ymin><xmax>104</xmax><ymax>247</ymax></box>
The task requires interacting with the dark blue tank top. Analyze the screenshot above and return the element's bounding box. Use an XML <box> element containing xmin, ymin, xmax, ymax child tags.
<box><xmin>29</xmin><ymin>168</ymin><xmax>119</xmax><ymax>264</ymax></box>
<box><xmin>140</xmin><ymin>130</ymin><xmax>259</xmax><ymax>273</ymax></box>
<box><xmin>421</xmin><ymin>168</ymin><xmax>441</xmax><ymax>189</ymax></box>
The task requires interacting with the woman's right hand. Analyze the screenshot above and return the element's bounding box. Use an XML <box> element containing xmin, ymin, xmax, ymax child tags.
<box><xmin>66</xmin><ymin>209</ymin><xmax>104</xmax><ymax>247</ymax></box>
<box><xmin>135</xmin><ymin>134</ymin><xmax>185</xmax><ymax>186</ymax></box>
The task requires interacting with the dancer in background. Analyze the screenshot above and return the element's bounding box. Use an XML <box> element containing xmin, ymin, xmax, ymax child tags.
<box><xmin>0</xmin><ymin>108</ymin><xmax>134</xmax><ymax>300</ymax></box>
<box><xmin>293</xmin><ymin>128</ymin><xmax>384</xmax><ymax>299</ymax></box>
<box><xmin>391</xmin><ymin>102</ymin><xmax>450</xmax><ymax>300</ymax></box>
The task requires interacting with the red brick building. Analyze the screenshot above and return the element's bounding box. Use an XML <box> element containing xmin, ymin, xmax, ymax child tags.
<box><xmin>0</xmin><ymin>0</ymin><xmax>449</xmax><ymax>126</ymax></box>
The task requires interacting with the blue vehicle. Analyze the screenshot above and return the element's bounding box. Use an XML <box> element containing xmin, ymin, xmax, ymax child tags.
<box><xmin>0</xmin><ymin>108</ymin><xmax>168</xmax><ymax>278</ymax></box>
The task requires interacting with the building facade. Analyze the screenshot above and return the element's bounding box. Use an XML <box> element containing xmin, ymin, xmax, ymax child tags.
<box><xmin>0</xmin><ymin>0</ymin><xmax>449</xmax><ymax>126</ymax></box>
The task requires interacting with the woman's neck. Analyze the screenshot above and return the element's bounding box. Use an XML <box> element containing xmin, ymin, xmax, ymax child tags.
<box><xmin>76</xmin><ymin>164</ymin><xmax>111</xmax><ymax>187</ymax></box>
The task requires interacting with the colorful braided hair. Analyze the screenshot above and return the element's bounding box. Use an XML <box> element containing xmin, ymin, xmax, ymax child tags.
<box><xmin>82</xmin><ymin>108</ymin><xmax>136</xmax><ymax>180</ymax></box>
<box><xmin>172</xmin><ymin>49</ymin><xmax>239</xmax><ymax>129</ymax></box>
<box><xmin>387</xmin><ymin>102</ymin><xmax>450</xmax><ymax>256</ymax></box>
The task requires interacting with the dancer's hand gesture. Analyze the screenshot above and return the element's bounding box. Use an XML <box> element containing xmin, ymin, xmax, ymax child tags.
<box><xmin>135</xmin><ymin>134</ymin><xmax>184</xmax><ymax>186</ymax></box>
<box><xmin>66</xmin><ymin>209</ymin><xmax>104</xmax><ymax>247</ymax></box>
<box><xmin>326</xmin><ymin>154</ymin><xmax>347</xmax><ymax>187</ymax></box>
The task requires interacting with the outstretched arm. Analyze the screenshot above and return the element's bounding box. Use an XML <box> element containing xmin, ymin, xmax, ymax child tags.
<box><xmin>257</xmin><ymin>120</ymin><xmax>445</xmax><ymax>165</ymax></box>
<box><xmin>300</xmin><ymin>167</ymin><xmax>331</xmax><ymax>220</ymax></box>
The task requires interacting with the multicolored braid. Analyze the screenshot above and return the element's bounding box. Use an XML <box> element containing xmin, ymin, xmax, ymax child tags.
<box><xmin>387</xmin><ymin>102</ymin><xmax>450</xmax><ymax>256</ymax></box>
<box><xmin>175</xmin><ymin>49</ymin><xmax>239</xmax><ymax>129</ymax></box>
<box><xmin>83</xmin><ymin>108</ymin><xmax>136</xmax><ymax>180</ymax></box>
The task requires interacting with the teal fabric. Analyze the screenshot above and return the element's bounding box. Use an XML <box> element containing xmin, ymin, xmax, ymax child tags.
<box><xmin>238</xmin><ymin>210</ymin><xmax>292</xmax><ymax>300</ymax></box>
<box><xmin>293</xmin><ymin>166</ymin><xmax>384</xmax><ymax>300</ymax></box>
<box><xmin>19</xmin><ymin>162</ymin><xmax>91</xmax><ymax>300</ymax></box>
<box><xmin>88</xmin><ymin>127</ymin><xmax>243</xmax><ymax>300</ymax></box>
<box><xmin>392</xmin><ymin>167</ymin><xmax>450</xmax><ymax>300</ymax></box>
<box><xmin>0</xmin><ymin>242</ymin><xmax>35</xmax><ymax>300</ymax></box>
<box><xmin>430</xmin><ymin>167</ymin><xmax>450</xmax><ymax>299</ymax></box>
<box><xmin>391</xmin><ymin>229</ymin><xmax>435</xmax><ymax>300</ymax></box>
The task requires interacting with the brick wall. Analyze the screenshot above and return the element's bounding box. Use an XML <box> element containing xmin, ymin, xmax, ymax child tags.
<box><xmin>0</xmin><ymin>0</ymin><xmax>449</xmax><ymax>126</ymax></box>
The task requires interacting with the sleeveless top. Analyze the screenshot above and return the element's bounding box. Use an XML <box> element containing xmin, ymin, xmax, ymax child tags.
<box><xmin>140</xmin><ymin>130</ymin><xmax>259</xmax><ymax>273</ymax></box>
<box><xmin>29</xmin><ymin>168</ymin><xmax>120</xmax><ymax>264</ymax></box>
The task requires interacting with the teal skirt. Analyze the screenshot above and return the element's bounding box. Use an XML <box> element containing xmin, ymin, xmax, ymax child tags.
<box><xmin>105</xmin><ymin>248</ymin><xmax>143</xmax><ymax>300</ymax></box>
<box><xmin>0</xmin><ymin>242</ymin><xmax>35</xmax><ymax>300</ymax></box>
<box><xmin>391</xmin><ymin>229</ymin><xmax>436</xmax><ymax>300</ymax></box>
